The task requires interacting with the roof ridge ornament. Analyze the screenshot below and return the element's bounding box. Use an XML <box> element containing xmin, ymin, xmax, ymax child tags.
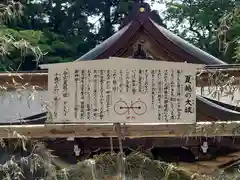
<box><xmin>120</xmin><ymin>1</ymin><xmax>151</xmax><ymax>28</ymax></box>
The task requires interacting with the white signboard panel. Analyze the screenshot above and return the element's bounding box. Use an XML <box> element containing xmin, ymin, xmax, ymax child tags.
<box><xmin>47</xmin><ymin>58</ymin><xmax>203</xmax><ymax>124</ymax></box>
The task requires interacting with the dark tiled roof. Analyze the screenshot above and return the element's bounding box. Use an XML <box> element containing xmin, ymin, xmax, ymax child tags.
<box><xmin>203</xmin><ymin>97</ymin><xmax>240</xmax><ymax>112</ymax></box>
<box><xmin>73</xmin><ymin>18</ymin><xmax>240</xmax><ymax>122</ymax></box>
<box><xmin>77</xmin><ymin>23</ymin><xmax>131</xmax><ymax>60</ymax></box>
<box><xmin>0</xmin><ymin>91</ymin><xmax>47</xmax><ymax>124</ymax></box>
<box><xmin>150</xmin><ymin>19</ymin><xmax>226</xmax><ymax>65</ymax></box>
<box><xmin>76</xmin><ymin>17</ymin><xmax>226</xmax><ymax>65</ymax></box>
<box><xmin>197</xmin><ymin>96</ymin><xmax>240</xmax><ymax>121</ymax></box>
<box><xmin>0</xmin><ymin>112</ymin><xmax>47</xmax><ymax>125</ymax></box>
<box><xmin>3</xmin><ymin>96</ymin><xmax>240</xmax><ymax>125</ymax></box>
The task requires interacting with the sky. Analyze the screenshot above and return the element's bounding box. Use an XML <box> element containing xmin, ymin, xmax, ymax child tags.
<box><xmin>88</xmin><ymin>0</ymin><xmax>167</xmax><ymax>33</ymax></box>
<box><xmin>146</xmin><ymin>0</ymin><xmax>166</xmax><ymax>14</ymax></box>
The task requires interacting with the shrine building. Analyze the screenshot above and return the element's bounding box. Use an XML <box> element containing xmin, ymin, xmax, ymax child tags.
<box><xmin>1</xmin><ymin>1</ymin><xmax>240</xmax><ymax>174</ymax></box>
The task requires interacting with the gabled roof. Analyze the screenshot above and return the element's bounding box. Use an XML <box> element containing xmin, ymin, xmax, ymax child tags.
<box><xmin>197</xmin><ymin>96</ymin><xmax>240</xmax><ymax>121</ymax></box>
<box><xmin>151</xmin><ymin>20</ymin><xmax>226</xmax><ymax>65</ymax></box>
<box><xmin>75</xmin><ymin>2</ymin><xmax>238</xmax><ymax>122</ymax></box>
<box><xmin>2</xmin><ymin>95</ymin><xmax>239</xmax><ymax>125</ymax></box>
<box><xmin>1</xmin><ymin>2</ymin><xmax>238</xmax><ymax>125</ymax></box>
<box><xmin>78</xmin><ymin>23</ymin><xmax>132</xmax><ymax>60</ymax></box>
<box><xmin>0</xmin><ymin>91</ymin><xmax>47</xmax><ymax>124</ymax></box>
<box><xmin>77</xmin><ymin>3</ymin><xmax>226</xmax><ymax>65</ymax></box>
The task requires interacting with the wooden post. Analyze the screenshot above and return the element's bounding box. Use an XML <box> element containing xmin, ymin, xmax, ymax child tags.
<box><xmin>1</xmin><ymin>121</ymin><xmax>240</xmax><ymax>138</ymax></box>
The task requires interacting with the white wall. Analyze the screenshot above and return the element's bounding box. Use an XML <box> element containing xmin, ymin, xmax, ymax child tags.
<box><xmin>0</xmin><ymin>87</ymin><xmax>239</xmax><ymax>123</ymax></box>
<box><xmin>0</xmin><ymin>90</ymin><xmax>48</xmax><ymax>122</ymax></box>
<box><xmin>196</xmin><ymin>87</ymin><xmax>240</xmax><ymax>107</ymax></box>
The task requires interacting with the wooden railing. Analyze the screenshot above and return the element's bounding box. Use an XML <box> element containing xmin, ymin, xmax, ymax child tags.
<box><xmin>0</xmin><ymin>65</ymin><xmax>240</xmax><ymax>90</ymax></box>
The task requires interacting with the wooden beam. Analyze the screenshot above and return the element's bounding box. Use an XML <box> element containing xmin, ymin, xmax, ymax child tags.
<box><xmin>0</xmin><ymin>68</ymin><xmax>240</xmax><ymax>89</ymax></box>
<box><xmin>2</xmin><ymin>121</ymin><xmax>240</xmax><ymax>138</ymax></box>
<box><xmin>177</xmin><ymin>162</ymin><xmax>217</xmax><ymax>175</ymax></box>
<box><xmin>177</xmin><ymin>150</ymin><xmax>240</xmax><ymax>175</ymax></box>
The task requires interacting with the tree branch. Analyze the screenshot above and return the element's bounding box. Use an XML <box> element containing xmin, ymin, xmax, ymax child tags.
<box><xmin>189</xmin><ymin>19</ymin><xmax>203</xmax><ymax>39</ymax></box>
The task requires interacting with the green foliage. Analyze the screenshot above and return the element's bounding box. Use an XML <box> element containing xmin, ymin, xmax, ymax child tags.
<box><xmin>0</xmin><ymin>26</ymin><xmax>43</xmax><ymax>71</ymax></box>
<box><xmin>0</xmin><ymin>1</ymin><xmax>43</xmax><ymax>71</ymax></box>
<box><xmin>218</xmin><ymin>6</ymin><xmax>240</xmax><ymax>62</ymax></box>
<box><xmin>164</xmin><ymin>0</ymin><xmax>236</xmax><ymax>62</ymax></box>
<box><xmin>0</xmin><ymin>0</ymin><xmax>165</xmax><ymax>70</ymax></box>
<box><xmin>0</xmin><ymin>1</ymin><xmax>23</xmax><ymax>24</ymax></box>
<box><xmin>2</xmin><ymin>0</ymin><xmax>238</xmax><ymax>69</ymax></box>
<box><xmin>0</xmin><ymin>25</ymin><xmax>91</xmax><ymax>70</ymax></box>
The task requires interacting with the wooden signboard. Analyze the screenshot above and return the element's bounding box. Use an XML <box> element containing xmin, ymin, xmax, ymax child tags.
<box><xmin>47</xmin><ymin>58</ymin><xmax>203</xmax><ymax>124</ymax></box>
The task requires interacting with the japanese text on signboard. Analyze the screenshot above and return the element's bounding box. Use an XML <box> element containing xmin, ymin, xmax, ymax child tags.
<box><xmin>48</xmin><ymin>59</ymin><xmax>201</xmax><ymax>123</ymax></box>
